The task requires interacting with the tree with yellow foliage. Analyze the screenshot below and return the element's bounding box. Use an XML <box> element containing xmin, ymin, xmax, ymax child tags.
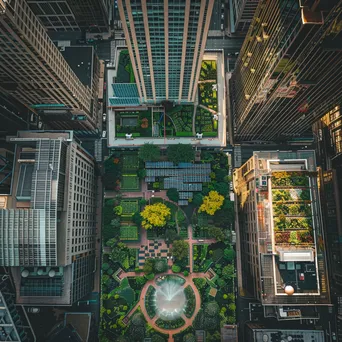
<box><xmin>141</xmin><ymin>202</ymin><xmax>171</xmax><ymax>229</ymax></box>
<box><xmin>198</xmin><ymin>190</ymin><xmax>224</xmax><ymax>216</ymax></box>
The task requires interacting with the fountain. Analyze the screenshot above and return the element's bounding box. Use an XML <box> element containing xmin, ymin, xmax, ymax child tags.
<box><xmin>154</xmin><ymin>276</ymin><xmax>186</xmax><ymax>320</ymax></box>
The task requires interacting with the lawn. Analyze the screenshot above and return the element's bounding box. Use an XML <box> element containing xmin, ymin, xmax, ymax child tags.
<box><xmin>122</xmin><ymin>154</ymin><xmax>139</xmax><ymax>171</ymax></box>
<box><xmin>120</xmin><ymin>225</ymin><xmax>138</xmax><ymax>241</ymax></box>
<box><xmin>121</xmin><ymin>199</ymin><xmax>139</xmax><ymax>216</ymax></box>
<box><xmin>121</xmin><ymin>175</ymin><xmax>140</xmax><ymax>191</ymax></box>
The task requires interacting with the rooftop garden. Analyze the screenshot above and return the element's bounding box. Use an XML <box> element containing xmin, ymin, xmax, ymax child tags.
<box><xmin>116</xmin><ymin>50</ymin><xmax>135</xmax><ymax>84</ymax></box>
<box><xmin>271</xmin><ymin>172</ymin><xmax>315</xmax><ymax>246</ymax></box>
<box><xmin>198</xmin><ymin>60</ymin><xmax>218</xmax><ymax>113</ymax></box>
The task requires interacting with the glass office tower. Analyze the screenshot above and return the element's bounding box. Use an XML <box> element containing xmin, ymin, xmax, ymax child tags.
<box><xmin>117</xmin><ymin>0</ymin><xmax>215</xmax><ymax>104</ymax></box>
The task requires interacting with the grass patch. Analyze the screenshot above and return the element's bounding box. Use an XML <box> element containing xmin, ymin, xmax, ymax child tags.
<box><xmin>121</xmin><ymin>200</ymin><xmax>139</xmax><ymax>216</ymax></box>
<box><xmin>120</xmin><ymin>225</ymin><xmax>138</xmax><ymax>240</ymax></box>
<box><xmin>121</xmin><ymin>175</ymin><xmax>140</xmax><ymax>191</ymax></box>
<box><xmin>122</xmin><ymin>154</ymin><xmax>139</xmax><ymax>171</ymax></box>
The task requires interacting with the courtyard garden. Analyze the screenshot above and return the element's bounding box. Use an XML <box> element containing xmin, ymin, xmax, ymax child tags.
<box><xmin>100</xmin><ymin>147</ymin><xmax>236</xmax><ymax>341</ymax></box>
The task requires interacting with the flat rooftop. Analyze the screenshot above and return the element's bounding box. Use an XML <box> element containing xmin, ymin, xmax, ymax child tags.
<box><xmin>106</xmin><ymin>51</ymin><xmax>227</xmax><ymax>147</ymax></box>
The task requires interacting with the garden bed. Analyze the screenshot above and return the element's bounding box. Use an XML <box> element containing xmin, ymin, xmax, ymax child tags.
<box><xmin>145</xmin><ymin>285</ymin><xmax>157</xmax><ymax>319</ymax></box>
<box><xmin>116</xmin><ymin>50</ymin><xmax>135</xmax><ymax>83</ymax></box>
<box><xmin>121</xmin><ymin>199</ymin><xmax>139</xmax><ymax>217</ymax></box>
<box><xmin>120</xmin><ymin>226</ymin><xmax>138</xmax><ymax>241</ymax></box>
<box><xmin>155</xmin><ymin>317</ymin><xmax>185</xmax><ymax>330</ymax></box>
<box><xmin>115</xmin><ymin>109</ymin><xmax>152</xmax><ymax>137</ymax></box>
<box><xmin>184</xmin><ymin>285</ymin><xmax>196</xmax><ymax>318</ymax></box>
<box><xmin>195</xmin><ymin>107</ymin><xmax>217</xmax><ymax>135</ymax></box>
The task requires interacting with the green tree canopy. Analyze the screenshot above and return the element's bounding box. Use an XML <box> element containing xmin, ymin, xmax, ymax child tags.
<box><xmin>224</xmin><ymin>246</ymin><xmax>236</xmax><ymax>261</ymax></box>
<box><xmin>143</xmin><ymin>258</ymin><xmax>154</xmax><ymax>275</ymax></box>
<box><xmin>167</xmin><ymin>144</ymin><xmax>194</xmax><ymax>164</ymax></box>
<box><xmin>193</xmin><ymin>193</ymin><xmax>203</xmax><ymax>206</ymax></box>
<box><xmin>222</xmin><ymin>264</ymin><xmax>236</xmax><ymax>280</ymax></box>
<box><xmin>208</xmin><ymin>226</ymin><xmax>225</xmax><ymax>241</ymax></box>
<box><xmin>171</xmin><ymin>240</ymin><xmax>189</xmax><ymax>260</ymax></box>
<box><xmin>166</xmin><ymin>188</ymin><xmax>179</xmax><ymax>202</ymax></box>
<box><xmin>138</xmin><ymin>143</ymin><xmax>160</xmax><ymax>162</ymax></box>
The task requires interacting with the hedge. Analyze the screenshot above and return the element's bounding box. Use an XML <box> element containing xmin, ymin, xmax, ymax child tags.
<box><xmin>176</xmin><ymin>132</ymin><xmax>194</xmax><ymax>137</ymax></box>
<box><xmin>202</xmin><ymin>132</ymin><xmax>218</xmax><ymax>137</ymax></box>
<box><xmin>116</xmin><ymin>133</ymin><xmax>141</xmax><ymax>137</ymax></box>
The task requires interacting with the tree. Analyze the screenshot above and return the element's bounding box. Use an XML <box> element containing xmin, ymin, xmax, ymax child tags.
<box><xmin>143</xmin><ymin>258</ymin><xmax>154</xmax><ymax>275</ymax></box>
<box><xmin>171</xmin><ymin>240</ymin><xmax>189</xmax><ymax>260</ymax></box>
<box><xmin>198</xmin><ymin>191</ymin><xmax>224</xmax><ymax>216</ymax></box>
<box><xmin>132</xmin><ymin>212</ymin><xmax>143</xmax><ymax>226</ymax></box>
<box><xmin>152</xmin><ymin>336</ymin><xmax>166</xmax><ymax>342</ymax></box>
<box><xmin>228</xmin><ymin>303</ymin><xmax>236</xmax><ymax>312</ymax></box>
<box><xmin>224</xmin><ymin>246</ymin><xmax>236</xmax><ymax>261</ymax></box>
<box><xmin>164</xmin><ymin>228</ymin><xmax>178</xmax><ymax>243</ymax></box>
<box><xmin>205</xmin><ymin>302</ymin><xmax>220</xmax><ymax>316</ymax></box>
<box><xmin>206</xmin><ymin>331</ymin><xmax>221</xmax><ymax>342</ymax></box>
<box><xmin>136</xmin><ymin>276</ymin><xmax>147</xmax><ymax>286</ymax></box>
<box><xmin>154</xmin><ymin>259</ymin><xmax>167</xmax><ymax>273</ymax></box>
<box><xmin>183</xmin><ymin>270</ymin><xmax>189</xmax><ymax>276</ymax></box>
<box><xmin>217</xmin><ymin>278</ymin><xmax>226</xmax><ymax>288</ymax></box>
<box><xmin>183</xmin><ymin>333</ymin><xmax>196</xmax><ymax>342</ymax></box>
<box><xmin>222</xmin><ymin>264</ymin><xmax>236</xmax><ymax>280</ymax></box>
<box><xmin>214</xmin><ymin>200</ymin><xmax>234</xmax><ymax>228</ymax></box>
<box><xmin>208</xmin><ymin>226</ymin><xmax>225</xmax><ymax>241</ymax></box>
<box><xmin>213</xmin><ymin>182</ymin><xmax>230</xmax><ymax>196</ymax></box>
<box><xmin>102</xmin><ymin>263</ymin><xmax>110</xmax><ymax>271</ymax></box>
<box><xmin>166</xmin><ymin>188</ymin><xmax>179</xmax><ymax>202</ymax></box>
<box><xmin>167</xmin><ymin>144</ymin><xmax>195</xmax><ymax>164</ymax></box>
<box><xmin>193</xmin><ymin>278</ymin><xmax>206</xmax><ymax>289</ymax></box>
<box><xmin>172</xmin><ymin>265</ymin><xmax>181</xmax><ymax>273</ymax></box>
<box><xmin>138</xmin><ymin>143</ymin><xmax>160</xmax><ymax>161</ymax></box>
<box><xmin>193</xmin><ymin>193</ymin><xmax>203</xmax><ymax>206</ymax></box>
<box><xmin>141</xmin><ymin>203</ymin><xmax>171</xmax><ymax>229</ymax></box>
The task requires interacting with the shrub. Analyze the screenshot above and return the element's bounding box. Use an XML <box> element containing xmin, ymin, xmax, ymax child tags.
<box><xmin>183</xmin><ymin>270</ymin><xmax>189</xmax><ymax>277</ymax></box>
<box><xmin>102</xmin><ymin>263</ymin><xmax>110</xmax><ymax>271</ymax></box>
<box><xmin>145</xmin><ymin>273</ymin><xmax>155</xmax><ymax>280</ymax></box>
<box><xmin>107</xmin><ymin>268</ymin><xmax>114</xmax><ymax>276</ymax></box>
<box><xmin>167</xmin><ymin>188</ymin><xmax>180</xmax><ymax>202</ymax></box>
<box><xmin>223</xmin><ymin>294</ymin><xmax>228</xmax><ymax>299</ymax></box>
<box><xmin>172</xmin><ymin>265</ymin><xmax>181</xmax><ymax>273</ymax></box>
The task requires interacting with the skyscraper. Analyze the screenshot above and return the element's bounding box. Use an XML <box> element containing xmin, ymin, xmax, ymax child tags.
<box><xmin>0</xmin><ymin>131</ymin><xmax>96</xmax><ymax>305</ymax></box>
<box><xmin>0</xmin><ymin>0</ymin><xmax>99</xmax><ymax>130</ymax></box>
<box><xmin>117</xmin><ymin>0</ymin><xmax>215</xmax><ymax>104</ymax></box>
<box><xmin>231</xmin><ymin>0</ymin><xmax>342</xmax><ymax>142</ymax></box>
<box><xmin>27</xmin><ymin>0</ymin><xmax>112</xmax><ymax>33</ymax></box>
<box><xmin>233</xmin><ymin>151</ymin><xmax>330</xmax><ymax>320</ymax></box>
<box><xmin>229</xmin><ymin>0</ymin><xmax>259</xmax><ymax>34</ymax></box>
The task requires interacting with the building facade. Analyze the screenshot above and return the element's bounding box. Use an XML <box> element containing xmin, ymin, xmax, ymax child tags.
<box><xmin>0</xmin><ymin>131</ymin><xmax>96</xmax><ymax>305</ymax></box>
<box><xmin>245</xmin><ymin>323</ymin><xmax>325</xmax><ymax>342</ymax></box>
<box><xmin>0</xmin><ymin>0</ymin><xmax>99</xmax><ymax>130</ymax></box>
<box><xmin>117</xmin><ymin>0</ymin><xmax>215</xmax><ymax>104</ymax></box>
<box><xmin>229</xmin><ymin>0</ymin><xmax>258</xmax><ymax>34</ymax></box>
<box><xmin>231</xmin><ymin>0</ymin><xmax>342</xmax><ymax>142</ymax></box>
<box><xmin>233</xmin><ymin>151</ymin><xmax>330</xmax><ymax>320</ymax></box>
<box><xmin>0</xmin><ymin>274</ymin><xmax>34</xmax><ymax>341</ymax></box>
<box><xmin>27</xmin><ymin>0</ymin><xmax>112</xmax><ymax>33</ymax></box>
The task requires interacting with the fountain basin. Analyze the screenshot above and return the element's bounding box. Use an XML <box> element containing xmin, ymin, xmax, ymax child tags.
<box><xmin>154</xmin><ymin>275</ymin><xmax>186</xmax><ymax>320</ymax></box>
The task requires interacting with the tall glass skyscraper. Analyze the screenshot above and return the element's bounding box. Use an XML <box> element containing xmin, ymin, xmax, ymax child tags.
<box><xmin>117</xmin><ymin>0</ymin><xmax>215</xmax><ymax>104</ymax></box>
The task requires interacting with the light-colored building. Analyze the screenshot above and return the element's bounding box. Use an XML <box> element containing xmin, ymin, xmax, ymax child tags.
<box><xmin>0</xmin><ymin>131</ymin><xmax>96</xmax><ymax>305</ymax></box>
<box><xmin>233</xmin><ymin>150</ymin><xmax>330</xmax><ymax>320</ymax></box>
<box><xmin>117</xmin><ymin>0</ymin><xmax>215</xmax><ymax>104</ymax></box>
<box><xmin>245</xmin><ymin>323</ymin><xmax>325</xmax><ymax>342</ymax></box>
<box><xmin>0</xmin><ymin>0</ymin><xmax>99</xmax><ymax>130</ymax></box>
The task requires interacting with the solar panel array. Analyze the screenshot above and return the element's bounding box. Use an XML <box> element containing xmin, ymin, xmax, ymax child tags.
<box><xmin>179</xmin><ymin>192</ymin><xmax>193</xmax><ymax>199</ymax></box>
<box><xmin>178</xmin><ymin>200</ymin><xmax>189</xmax><ymax>206</ymax></box>
<box><xmin>145</xmin><ymin>161</ymin><xmax>211</xmax><ymax>200</ymax></box>
<box><xmin>164</xmin><ymin>179</ymin><xmax>202</xmax><ymax>191</ymax></box>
